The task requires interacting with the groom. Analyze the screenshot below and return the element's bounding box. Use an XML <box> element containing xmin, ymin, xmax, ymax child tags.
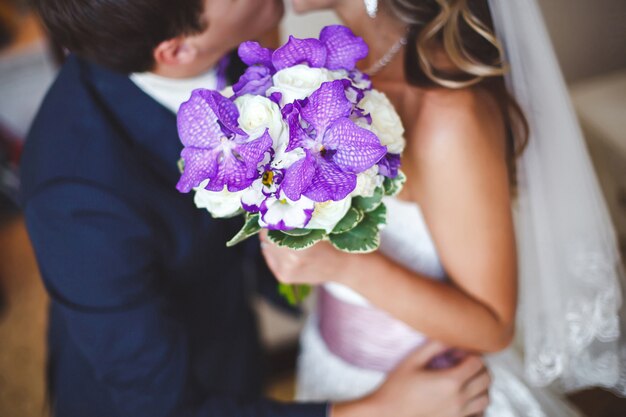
<box><xmin>22</xmin><ymin>0</ymin><xmax>491</xmax><ymax>416</ymax></box>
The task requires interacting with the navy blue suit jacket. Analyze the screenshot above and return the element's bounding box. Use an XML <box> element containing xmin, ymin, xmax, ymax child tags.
<box><xmin>21</xmin><ymin>55</ymin><xmax>326</xmax><ymax>417</ymax></box>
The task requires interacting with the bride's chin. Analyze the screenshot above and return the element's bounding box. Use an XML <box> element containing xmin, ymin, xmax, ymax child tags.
<box><xmin>290</xmin><ymin>0</ymin><xmax>336</xmax><ymax>14</ymax></box>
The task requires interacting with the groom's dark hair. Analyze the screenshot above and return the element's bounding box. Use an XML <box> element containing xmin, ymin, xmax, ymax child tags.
<box><xmin>34</xmin><ymin>0</ymin><xmax>206</xmax><ymax>73</ymax></box>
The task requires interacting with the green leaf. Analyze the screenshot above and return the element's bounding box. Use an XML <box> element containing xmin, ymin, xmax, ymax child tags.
<box><xmin>177</xmin><ymin>158</ymin><xmax>185</xmax><ymax>174</ymax></box>
<box><xmin>267</xmin><ymin>229</ymin><xmax>326</xmax><ymax>250</ymax></box>
<box><xmin>329</xmin><ymin>203</ymin><xmax>387</xmax><ymax>253</ymax></box>
<box><xmin>278</xmin><ymin>283</ymin><xmax>312</xmax><ymax>306</ymax></box>
<box><xmin>226</xmin><ymin>214</ymin><xmax>261</xmax><ymax>247</ymax></box>
<box><xmin>383</xmin><ymin>171</ymin><xmax>407</xmax><ymax>197</ymax></box>
<box><xmin>353</xmin><ymin>186</ymin><xmax>384</xmax><ymax>212</ymax></box>
<box><xmin>332</xmin><ymin>207</ymin><xmax>364</xmax><ymax>234</ymax></box>
<box><xmin>282</xmin><ymin>228</ymin><xmax>313</xmax><ymax>237</ymax></box>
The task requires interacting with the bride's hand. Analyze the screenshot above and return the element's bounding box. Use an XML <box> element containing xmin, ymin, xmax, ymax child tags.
<box><xmin>259</xmin><ymin>230</ymin><xmax>354</xmax><ymax>285</ymax></box>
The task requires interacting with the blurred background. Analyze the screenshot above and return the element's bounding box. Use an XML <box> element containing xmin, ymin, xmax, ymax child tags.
<box><xmin>0</xmin><ymin>0</ymin><xmax>625</xmax><ymax>416</ymax></box>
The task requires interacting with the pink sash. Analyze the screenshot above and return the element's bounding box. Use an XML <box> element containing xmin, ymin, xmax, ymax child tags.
<box><xmin>318</xmin><ymin>287</ymin><xmax>460</xmax><ymax>372</ymax></box>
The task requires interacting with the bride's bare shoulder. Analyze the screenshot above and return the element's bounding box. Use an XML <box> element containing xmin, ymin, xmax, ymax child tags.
<box><xmin>407</xmin><ymin>87</ymin><xmax>506</xmax><ymax>159</ymax></box>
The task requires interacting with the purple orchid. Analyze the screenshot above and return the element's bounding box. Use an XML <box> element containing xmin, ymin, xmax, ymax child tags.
<box><xmin>319</xmin><ymin>26</ymin><xmax>369</xmax><ymax>71</ymax></box>
<box><xmin>280</xmin><ymin>80</ymin><xmax>387</xmax><ymax>202</ymax></box>
<box><xmin>240</xmin><ymin>153</ymin><xmax>284</xmax><ymax>213</ymax></box>
<box><xmin>238</xmin><ymin>26</ymin><xmax>367</xmax><ymax>73</ymax></box>
<box><xmin>272</xmin><ymin>26</ymin><xmax>368</xmax><ymax>72</ymax></box>
<box><xmin>234</xmin><ymin>42</ymin><xmax>276</xmax><ymax>97</ymax></box>
<box><xmin>234</xmin><ymin>26</ymin><xmax>368</xmax><ymax>98</ymax></box>
<box><xmin>272</xmin><ymin>36</ymin><xmax>327</xmax><ymax>71</ymax></box>
<box><xmin>176</xmin><ymin>89</ymin><xmax>272</xmax><ymax>193</ymax></box>
<box><xmin>259</xmin><ymin>192</ymin><xmax>315</xmax><ymax>231</ymax></box>
<box><xmin>240</xmin><ymin>148</ymin><xmax>317</xmax><ymax>231</ymax></box>
<box><xmin>238</xmin><ymin>41</ymin><xmax>273</xmax><ymax>68</ymax></box>
<box><xmin>233</xmin><ymin>66</ymin><xmax>273</xmax><ymax>97</ymax></box>
<box><xmin>378</xmin><ymin>153</ymin><xmax>402</xmax><ymax>178</ymax></box>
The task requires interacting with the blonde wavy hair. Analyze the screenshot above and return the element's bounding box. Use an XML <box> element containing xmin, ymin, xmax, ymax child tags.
<box><xmin>387</xmin><ymin>0</ymin><xmax>528</xmax><ymax>182</ymax></box>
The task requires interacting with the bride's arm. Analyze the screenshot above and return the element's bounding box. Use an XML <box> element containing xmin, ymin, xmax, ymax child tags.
<box><xmin>349</xmin><ymin>88</ymin><xmax>517</xmax><ymax>352</ymax></box>
<box><xmin>262</xmin><ymin>88</ymin><xmax>517</xmax><ymax>353</ymax></box>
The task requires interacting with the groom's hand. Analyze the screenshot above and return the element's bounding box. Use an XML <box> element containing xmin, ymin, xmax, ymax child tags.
<box><xmin>331</xmin><ymin>342</ymin><xmax>491</xmax><ymax>417</ymax></box>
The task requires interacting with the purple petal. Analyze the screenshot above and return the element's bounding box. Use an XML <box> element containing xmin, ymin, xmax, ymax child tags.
<box><xmin>234</xmin><ymin>130</ymin><xmax>273</xmax><ymax>180</ymax></box>
<box><xmin>323</xmin><ymin>118</ymin><xmax>387</xmax><ymax>173</ymax></box>
<box><xmin>300</xmin><ymin>80</ymin><xmax>352</xmax><ymax>136</ymax></box>
<box><xmin>272</xmin><ymin>36</ymin><xmax>327</xmax><ymax>71</ymax></box>
<box><xmin>283</xmin><ymin>101</ymin><xmax>310</xmax><ymax>152</ymax></box>
<box><xmin>303</xmin><ymin>157</ymin><xmax>357</xmax><ymax>202</ymax></box>
<box><xmin>269</xmin><ymin>92</ymin><xmax>282</xmax><ymax>105</ymax></box>
<box><xmin>281</xmin><ymin>151</ymin><xmax>316</xmax><ymax>201</ymax></box>
<box><xmin>378</xmin><ymin>153</ymin><xmax>402</xmax><ymax>178</ymax></box>
<box><xmin>204</xmin><ymin>156</ymin><xmax>250</xmax><ymax>192</ymax></box>
<box><xmin>233</xmin><ymin>66</ymin><xmax>273</xmax><ymax>97</ymax></box>
<box><xmin>177</xmin><ymin>89</ymin><xmax>224</xmax><ymax>148</ymax></box>
<box><xmin>205</xmin><ymin>133</ymin><xmax>270</xmax><ymax>193</ymax></box>
<box><xmin>176</xmin><ymin>147</ymin><xmax>220</xmax><ymax>193</ymax></box>
<box><xmin>320</xmin><ymin>25</ymin><xmax>369</xmax><ymax>71</ymax></box>
<box><xmin>203</xmin><ymin>91</ymin><xmax>246</xmax><ymax>136</ymax></box>
<box><xmin>238</xmin><ymin>41</ymin><xmax>273</xmax><ymax>67</ymax></box>
<box><xmin>177</xmin><ymin>89</ymin><xmax>246</xmax><ymax>147</ymax></box>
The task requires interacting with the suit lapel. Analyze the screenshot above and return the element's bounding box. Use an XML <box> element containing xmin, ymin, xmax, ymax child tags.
<box><xmin>78</xmin><ymin>51</ymin><xmax>246</xmax><ymax>186</ymax></box>
<box><xmin>80</xmin><ymin>58</ymin><xmax>182</xmax><ymax>185</ymax></box>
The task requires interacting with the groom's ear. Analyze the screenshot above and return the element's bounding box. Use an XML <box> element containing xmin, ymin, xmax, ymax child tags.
<box><xmin>153</xmin><ymin>37</ymin><xmax>198</xmax><ymax>68</ymax></box>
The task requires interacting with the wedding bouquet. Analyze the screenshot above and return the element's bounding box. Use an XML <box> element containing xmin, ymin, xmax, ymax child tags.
<box><xmin>176</xmin><ymin>26</ymin><xmax>406</xmax><ymax>301</ymax></box>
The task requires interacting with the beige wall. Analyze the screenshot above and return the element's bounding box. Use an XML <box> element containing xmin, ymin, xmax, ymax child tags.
<box><xmin>539</xmin><ymin>0</ymin><xmax>626</xmax><ymax>83</ymax></box>
<box><xmin>281</xmin><ymin>4</ymin><xmax>340</xmax><ymax>42</ymax></box>
<box><xmin>281</xmin><ymin>0</ymin><xmax>626</xmax><ymax>84</ymax></box>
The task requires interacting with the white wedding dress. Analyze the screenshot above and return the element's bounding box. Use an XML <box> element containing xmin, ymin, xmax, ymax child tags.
<box><xmin>296</xmin><ymin>197</ymin><xmax>584</xmax><ymax>416</ymax></box>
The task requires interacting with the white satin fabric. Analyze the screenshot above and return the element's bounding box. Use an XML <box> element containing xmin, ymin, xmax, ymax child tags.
<box><xmin>297</xmin><ymin>199</ymin><xmax>583</xmax><ymax>416</ymax></box>
<box><xmin>488</xmin><ymin>0</ymin><xmax>626</xmax><ymax>394</ymax></box>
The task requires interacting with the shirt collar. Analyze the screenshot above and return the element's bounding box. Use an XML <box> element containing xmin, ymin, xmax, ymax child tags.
<box><xmin>129</xmin><ymin>68</ymin><xmax>219</xmax><ymax>114</ymax></box>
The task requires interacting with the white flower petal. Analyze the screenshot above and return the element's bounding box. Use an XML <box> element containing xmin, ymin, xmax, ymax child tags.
<box><xmin>241</xmin><ymin>179</ymin><xmax>266</xmax><ymax>211</ymax></box>
<box><xmin>352</xmin><ymin>166</ymin><xmax>381</xmax><ymax>198</ymax></box>
<box><xmin>235</xmin><ymin>95</ymin><xmax>285</xmax><ymax>146</ymax></box>
<box><xmin>306</xmin><ymin>198</ymin><xmax>352</xmax><ymax>232</ymax></box>
<box><xmin>260</xmin><ymin>194</ymin><xmax>315</xmax><ymax>230</ymax></box>
<box><xmin>194</xmin><ymin>180</ymin><xmax>243</xmax><ymax>218</ymax></box>
<box><xmin>268</xmin><ymin>65</ymin><xmax>335</xmax><ymax>105</ymax></box>
<box><xmin>358</xmin><ymin>90</ymin><xmax>406</xmax><ymax>154</ymax></box>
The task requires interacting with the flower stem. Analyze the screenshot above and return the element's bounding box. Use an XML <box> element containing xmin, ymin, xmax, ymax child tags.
<box><xmin>278</xmin><ymin>283</ymin><xmax>312</xmax><ymax>305</ymax></box>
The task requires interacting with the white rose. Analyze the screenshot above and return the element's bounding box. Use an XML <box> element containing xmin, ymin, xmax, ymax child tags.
<box><xmin>358</xmin><ymin>90</ymin><xmax>406</xmax><ymax>154</ymax></box>
<box><xmin>194</xmin><ymin>180</ymin><xmax>243</xmax><ymax>218</ymax></box>
<box><xmin>328</xmin><ymin>69</ymin><xmax>350</xmax><ymax>81</ymax></box>
<box><xmin>352</xmin><ymin>165</ymin><xmax>382</xmax><ymax>198</ymax></box>
<box><xmin>305</xmin><ymin>198</ymin><xmax>352</xmax><ymax>233</ymax></box>
<box><xmin>235</xmin><ymin>95</ymin><xmax>285</xmax><ymax>145</ymax></box>
<box><xmin>268</xmin><ymin>65</ymin><xmax>334</xmax><ymax>105</ymax></box>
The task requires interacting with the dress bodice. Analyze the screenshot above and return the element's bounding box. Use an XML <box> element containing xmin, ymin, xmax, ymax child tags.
<box><xmin>324</xmin><ymin>197</ymin><xmax>447</xmax><ymax>304</ymax></box>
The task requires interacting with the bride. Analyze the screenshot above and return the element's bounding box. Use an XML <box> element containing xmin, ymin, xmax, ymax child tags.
<box><xmin>262</xmin><ymin>0</ymin><xmax>626</xmax><ymax>415</ymax></box>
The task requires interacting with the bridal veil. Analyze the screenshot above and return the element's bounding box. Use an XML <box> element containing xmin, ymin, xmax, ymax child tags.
<box><xmin>488</xmin><ymin>0</ymin><xmax>626</xmax><ymax>395</ymax></box>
